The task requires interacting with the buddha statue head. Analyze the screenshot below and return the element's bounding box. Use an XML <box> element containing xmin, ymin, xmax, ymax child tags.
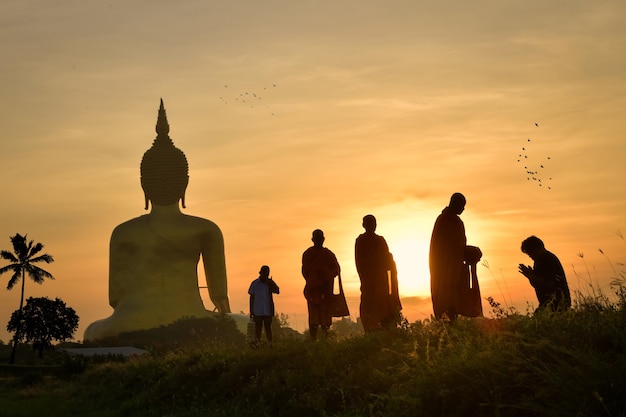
<box><xmin>140</xmin><ymin>99</ymin><xmax>189</xmax><ymax>210</ymax></box>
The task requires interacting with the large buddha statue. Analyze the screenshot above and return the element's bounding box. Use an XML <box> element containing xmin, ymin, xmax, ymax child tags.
<box><xmin>85</xmin><ymin>100</ymin><xmax>237</xmax><ymax>340</ymax></box>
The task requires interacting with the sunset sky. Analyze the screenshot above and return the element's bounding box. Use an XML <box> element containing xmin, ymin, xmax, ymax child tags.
<box><xmin>1</xmin><ymin>1</ymin><xmax>626</xmax><ymax>342</ymax></box>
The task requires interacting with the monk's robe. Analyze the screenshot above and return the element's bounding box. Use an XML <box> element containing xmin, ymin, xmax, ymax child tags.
<box><xmin>387</xmin><ymin>255</ymin><xmax>403</xmax><ymax>322</ymax></box>
<box><xmin>355</xmin><ymin>232</ymin><xmax>393</xmax><ymax>331</ymax></box>
<box><xmin>302</xmin><ymin>246</ymin><xmax>340</xmax><ymax>328</ymax></box>
<box><xmin>429</xmin><ymin>206</ymin><xmax>467</xmax><ymax>320</ymax></box>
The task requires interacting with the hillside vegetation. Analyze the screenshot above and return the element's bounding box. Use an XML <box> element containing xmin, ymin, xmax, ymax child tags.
<box><xmin>1</xmin><ymin>289</ymin><xmax>625</xmax><ymax>417</ymax></box>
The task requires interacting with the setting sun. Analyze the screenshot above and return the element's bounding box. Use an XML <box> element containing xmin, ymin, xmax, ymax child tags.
<box><xmin>388</xmin><ymin>235</ymin><xmax>431</xmax><ymax>297</ymax></box>
<box><xmin>378</xmin><ymin>208</ymin><xmax>437</xmax><ymax>299</ymax></box>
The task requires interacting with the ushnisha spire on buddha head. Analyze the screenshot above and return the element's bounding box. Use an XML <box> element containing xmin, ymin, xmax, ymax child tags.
<box><xmin>140</xmin><ymin>99</ymin><xmax>189</xmax><ymax>210</ymax></box>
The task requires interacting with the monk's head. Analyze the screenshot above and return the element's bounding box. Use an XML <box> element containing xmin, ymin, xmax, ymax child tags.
<box><xmin>362</xmin><ymin>214</ymin><xmax>377</xmax><ymax>233</ymax></box>
<box><xmin>448</xmin><ymin>192</ymin><xmax>466</xmax><ymax>215</ymax></box>
<box><xmin>311</xmin><ymin>229</ymin><xmax>325</xmax><ymax>247</ymax></box>
<box><xmin>140</xmin><ymin>100</ymin><xmax>189</xmax><ymax>210</ymax></box>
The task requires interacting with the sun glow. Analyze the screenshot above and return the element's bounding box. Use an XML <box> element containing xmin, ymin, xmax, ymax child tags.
<box><xmin>368</xmin><ymin>201</ymin><xmax>440</xmax><ymax>299</ymax></box>
<box><xmin>387</xmin><ymin>234</ymin><xmax>431</xmax><ymax>297</ymax></box>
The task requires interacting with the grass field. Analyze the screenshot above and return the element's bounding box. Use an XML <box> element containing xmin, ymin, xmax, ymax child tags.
<box><xmin>0</xmin><ymin>288</ymin><xmax>625</xmax><ymax>417</ymax></box>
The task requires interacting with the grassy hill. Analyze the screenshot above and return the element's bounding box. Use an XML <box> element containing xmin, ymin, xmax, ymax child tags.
<box><xmin>1</xmin><ymin>292</ymin><xmax>625</xmax><ymax>417</ymax></box>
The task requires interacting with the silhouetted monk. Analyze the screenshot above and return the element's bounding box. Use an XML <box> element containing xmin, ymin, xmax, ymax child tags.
<box><xmin>85</xmin><ymin>100</ymin><xmax>237</xmax><ymax>340</ymax></box>
<box><xmin>429</xmin><ymin>193</ymin><xmax>473</xmax><ymax>320</ymax></box>
<box><xmin>519</xmin><ymin>236</ymin><xmax>571</xmax><ymax>312</ymax></box>
<box><xmin>302</xmin><ymin>229</ymin><xmax>341</xmax><ymax>340</ymax></box>
<box><xmin>355</xmin><ymin>215</ymin><xmax>395</xmax><ymax>332</ymax></box>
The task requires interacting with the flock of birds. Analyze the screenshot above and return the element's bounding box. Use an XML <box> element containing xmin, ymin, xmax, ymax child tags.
<box><xmin>219</xmin><ymin>83</ymin><xmax>279</xmax><ymax>116</ymax></box>
<box><xmin>517</xmin><ymin>122</ymin><xmax>553</xmax><ymax>190</ymax></box>
<box><xmin>219</xmin><ymin>88</ymin><xmax>552</xmax><ymax>190</ymax></box>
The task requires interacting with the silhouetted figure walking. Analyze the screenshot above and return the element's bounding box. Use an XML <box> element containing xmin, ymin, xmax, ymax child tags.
<box><xmin>248</xmin><ymin>265</ymin><xmax>280</xmax><ymax>346</ymax></box>
<box><xmin>429</xmin><ymin>193</ymin><xmax>482</xmax><ymax>320</ymax></box>
<box><xmin>519</xmin><ymin>236</ymin><xmax>571</xmax><ymax>312</ymax></box>
<box><xmin>302</xmin><ymin>229</ymin><xmax>341</xmax><ymax>340</ymax></box>
<box><xmin>355</xmin><ymin>215</ymin><xmax>396</xmax><ymax>332</ymax></box>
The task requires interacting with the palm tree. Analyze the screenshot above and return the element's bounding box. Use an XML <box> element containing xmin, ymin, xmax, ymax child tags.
<box><xmin>0</xmin><ymin>233</ymin><xmax>54</xmax><ymax>364</ymax></box>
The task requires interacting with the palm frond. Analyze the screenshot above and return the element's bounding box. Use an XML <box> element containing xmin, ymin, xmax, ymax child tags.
<box><xmin>7</xmin><ymin>270</ymin><xmax>21</xmax><ymax>290</ymax></box>
<box><xmin>25</xmin><ymin>238</ymin><xmax>35</xmax><ymax>260</ymax></box>
<box><xmin>28</xmin><ymin>242</ymin><xmax>44</xmax><ymax>258</ymax></box>
<box><xmin>0</xmin><ymin>250</ymin><xmax>18</xmax><ymax>262</ymax></box>
<box><xmin>29</xmin><ymin>254</ymin><xmax>54</xmax><ymax>264</ymax></box>
<box><xmin>0</xmin><ymin>250</ymin><xmax>20</xmax><ymax>263</ymax></box>
<box><xmin>0</xmin><ymin>264</ymin><xmax>19</xmax><ymax>275</ymax></box>
<box><xmin>28</xmin><ymin>265</ymin><xmax>55</xmax><ymax>283</ymax></box>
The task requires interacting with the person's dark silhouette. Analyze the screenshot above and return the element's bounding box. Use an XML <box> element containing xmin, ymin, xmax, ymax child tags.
<box><xmin>355</xmin><ymin>215</ymin><xmax>396</xmax><ymax>332</ymax></box>
<box><xmin>519</xmin><ymin>236</ymin><xmax>571</xmax><ymax>312</ymax></box>
<box><xmin>248</xmin><ymin>265</ymin><xmax>280</xmax><ymax>347</ymax></box>
<box><xmin>429</xmin><ymin>193</ymin><xmax>482</xmax><ymax>320</ymax></box>
<box><xmin>301</xmin><ymin>229</ymin><xmax>341</xmax><ymax>340</ymax></box>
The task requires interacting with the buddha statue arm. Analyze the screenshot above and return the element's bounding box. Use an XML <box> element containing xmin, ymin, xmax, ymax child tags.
<box><xmin>108</xmin><ymin>227</ymin><xmax>125</xmax><ymax>308</ymax></box>
<box><xmin>107</xmin><ymin>221</ymin><xmax>142</xmax><ymax>309</ymax></box>
<box><xmin>202</xmin><ymin>224</ymin><xmax>231</xmax><ymax>313</ymax></box>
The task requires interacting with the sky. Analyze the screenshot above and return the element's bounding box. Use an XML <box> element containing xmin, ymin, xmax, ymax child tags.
<box><xmin>1</xmin><ymin>0</ymin><xmax>626</xmax><ymax>342</ymax></box>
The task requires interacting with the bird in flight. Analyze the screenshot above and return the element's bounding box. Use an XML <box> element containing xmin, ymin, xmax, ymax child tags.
<box><xmin>219</xmin><ymin>82</ymin><xmax>279</xmax><ymax>115</ymax></box>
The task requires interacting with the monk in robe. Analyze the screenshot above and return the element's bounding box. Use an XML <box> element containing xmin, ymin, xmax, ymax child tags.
<box><xmin>301</xmin><ymin>229</ymin><xmax>341</xmax><ymax>340</ymax></box>
<box><xmin>429</xmin><ymin>193</ymin><xmax>468</xmax><ymax>320</ymax></box>
<box><xmin>355</xmin><ymin>215</ymin><xmax>395</xmax><ymax>332</ymax></box>
<box><xmin>84</xmin><ymin>100</ymin><xmax>242</xmax><ymax>340</ymax></box>
<box><xmin>384</xmin><ymin>253</ymin><xmax>403</xmax><ymax>327</ymax></box>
